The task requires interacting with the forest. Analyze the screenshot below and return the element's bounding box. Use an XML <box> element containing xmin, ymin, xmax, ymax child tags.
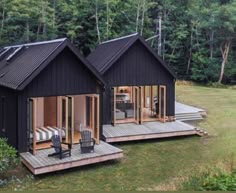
<box><xmin>0</xmin><ymin>0</ymin><xmax>235</xmax><ymax>84</ymax></box>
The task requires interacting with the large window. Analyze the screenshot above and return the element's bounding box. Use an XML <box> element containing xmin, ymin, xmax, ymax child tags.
<box><xmin>28</xmin><ymin>94</ymin><xmax>100</xmax><ymax>155</ymax></box>
<box><xmin>112</xmin><ymin>85</ymin><xmax>166</xmax><ymax>125</ymax></box>
<box><xmin>113</xmin><ymin>86</ymin><xmax>138</xmax><ymax>124</ymax></box>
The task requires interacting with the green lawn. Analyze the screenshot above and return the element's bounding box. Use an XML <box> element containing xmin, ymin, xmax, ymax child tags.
<box><xmin>2</xmin><ymin>85</ymin><xmax>236</xmax><ymax>191</ymax></box>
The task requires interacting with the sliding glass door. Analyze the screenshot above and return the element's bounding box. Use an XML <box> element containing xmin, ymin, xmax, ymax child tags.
<box><xmin>111</xmin><ymin>85</ymin><xmax>167</xmax><ymax>125</ymax></box>
<box><xmin>133</xmin><ymin>87</ymin><xmax>140</xmax><ymax>124</ymax></box>
<box><xmin>60</xmin><ymin>96</ymin><xmax>74</xmax><ymax>144</ymax></box>
<box><xmin>142</xmin><ymin>85</ymin><xmax>159</xmax><ymax>122</ymax></box>
<box><xmin>29</xmin><ymin>98</ymin><xmax>37</xmax><ymax>155</ymax></box>
<box><xmin>86</xmin><ymin>95</ymin><xmax>100</xmax><ymax>143</ymax></box>
<box><xmin>158</xmin><ymin>86</ymin><xmax>166</xmax><ymax>122</ymax></box>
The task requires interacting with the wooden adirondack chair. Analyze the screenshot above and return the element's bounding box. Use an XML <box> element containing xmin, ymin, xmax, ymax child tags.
<box><xmin>48</xmin><ymin>135</ymin><xmax>71</xmax><ymax>159</ymax></box>
<box><xmin>79</xmin><ymin>130</ymin><xmax>96</xmax><ymax>153</ymax></box>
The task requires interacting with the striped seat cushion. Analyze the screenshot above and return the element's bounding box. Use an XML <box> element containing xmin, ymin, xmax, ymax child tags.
<box><xmin>34</xmin><ymin>127</ymin><xmax>66</xmax><ymax>142</ymax></box>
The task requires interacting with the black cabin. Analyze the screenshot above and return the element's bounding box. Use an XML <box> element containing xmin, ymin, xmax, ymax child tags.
<box><xmin>87</xmin><ymin>33</ymin><xmax>176</xmax><ymax>126</ymax></box>
<box><xmin>0</xmin><ymin>38</ymin><xmax>105</xmax><ymax>153</ymax></box>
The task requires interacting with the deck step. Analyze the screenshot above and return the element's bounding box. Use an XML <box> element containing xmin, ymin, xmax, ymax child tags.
<box><xmin>176</xmin><ymin>117</ymin><xmax>203</xmax><ymax>121</ymax></box>
<box><xmin>175</xmin><ymin>113</ymin><xmax>203</xmax><ymax>117</ymax></box>
<box><xmin>176</xmin><ymin>116</ymin><xmax>203</xmax><ymax>119</ymax></box>
<box><xmin>175</xmin><ymin>112</ymin><xmax>203</xmax><ymax>116</ymax></box>
<box><xmin>175</xmin><ymin>112</ymin><xmax>203</xmax><ymax>121</ymax></box>
<box><xmin>195</xmin><ymin>128</ymin><xmax>208</xmax><ymax>137</ymax></box>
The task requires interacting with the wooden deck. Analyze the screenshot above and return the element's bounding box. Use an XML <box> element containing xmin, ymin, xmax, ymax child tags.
<box><xmin>175</xmin><ymin>102</ymin><xmax>205</xmax><ymax>114</ymax></box>
<box><xmin>20</xmin><ymin>141</ymin><xmax>123</xmax><ymax>175</ymax></box>
<box><xmin>103</xmin><ymin>121</ymin><xmax>198</xmax><ymax>143</ymax></box>
<box><xmin>175</xmin><ymin>102</ymin><xmax>206</xmax><ymax>121</ymax></box>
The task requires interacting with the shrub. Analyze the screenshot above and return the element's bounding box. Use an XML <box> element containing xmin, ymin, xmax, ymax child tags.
<box><xmin>0</xmin><ymin>138</ymin><xmax>17</xmax><ymax>173</ymax></box>
<box><xmin>183</xmin><ymin>169</ymin><xmax>236</xmax><ymax>191</ymax></box>
<box><xmin>207</xmin><ymin>82</ymin><xmax>228</xmax><ymax>88</ymax></box>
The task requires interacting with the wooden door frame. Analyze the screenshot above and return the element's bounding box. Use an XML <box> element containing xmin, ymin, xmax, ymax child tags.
<box><xmin>141</xmin><ymin>85</ymin><xmax>159</xmax><ymax>122</ymax></box>
<box><xmin>112</xmin><ymin>87</ymin><xmax>116</xmax><ymax>126</ymax></box>
<box><xmin>57</xmin><ymin>96</ymin><xmax>63</xmax><ymax>142</ymax></box>
<box><xmin>60</xmin><ymin>96</ymin><xmax>69</xmax><ymax>143</ymax></box>
<box><xmin>139</xmin><ymin>86</ymin><xmax>143</xmax><ymax>124</ymax></box>
<box><xmin>85</xmin><ymin>94</ymin><xmax>100</xmax><ymax>143</ymax></box>
<box><xmin>94</xmin><ymin>95</ymin><xmax>100</xmax><ymax>144</ymax></box>
<box><xmin>67</xmin><ymin>96</ymin><xmax>74</xmax><ymax>146</ymax></box>
<box><xmin>133</xmin><ymin>86</ymin><xmax>140</xmax><ymax>124</ymax></box>
<box><xmin>158</xmin><ymin>85</ymin><xmax>166</xmax><ymax>123</ymax></box>
<box><xmin>29</xmin><ymin>98</ymin><xmax>37</xmax><ymax>155</ymax></box>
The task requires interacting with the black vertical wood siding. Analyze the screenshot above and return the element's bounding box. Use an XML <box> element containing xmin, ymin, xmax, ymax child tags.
<box><xmin>0</xmin><ymin>87</ymin><xmax>17</xmax><ymax>148</ymax></box>
<box><xmin>102</xmin><ymin>41</ymin><xmax>175</xmax><ymax>124</ymax></box>
<box><xmin>17</xmin><ymin>48</ymin><xmax>103</xmax><ymax>152</ymax></box>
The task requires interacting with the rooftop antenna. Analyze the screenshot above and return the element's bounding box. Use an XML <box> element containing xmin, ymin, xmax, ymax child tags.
<box><xmin>145</xmin><ymin>12</ymin><xmax>162</xmax><ymax>56</ymax></box>
<box><xmin>157</xmin><ymin>14</ymin><xmax>162</xmax><ymax>56</ymax></box>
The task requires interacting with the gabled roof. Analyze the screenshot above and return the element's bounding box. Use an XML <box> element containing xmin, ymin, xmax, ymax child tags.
<box><xmin>87</xmin><ymin>33</ymin><xmax>176</xmax><ymax>78</ymax></box>
<box><xmin>0</xmin><ymin>38</ymin><xmax>106</xmax><ymax>90</ymax></box>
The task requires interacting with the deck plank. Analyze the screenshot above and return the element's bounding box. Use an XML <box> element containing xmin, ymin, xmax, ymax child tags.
<box><xmin>103</xmin><ymin>121</ymin><xmax>197</xmax><ymax>142</ymax></box>
<box><xmin>175</xmin><ymin>102</ymin><xmax>205</xmax><ymax>114</ymax></box>
<box><xmin>20</xmin><ymin>141</ymin><xmax>123</xmax><ymax>175</ymax></box>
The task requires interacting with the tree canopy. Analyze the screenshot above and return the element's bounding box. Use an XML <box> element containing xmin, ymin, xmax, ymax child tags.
<box><xmin>0</xmin><ymin>0</ymin><xmax>235</xmax><ymax>84</ymax></box>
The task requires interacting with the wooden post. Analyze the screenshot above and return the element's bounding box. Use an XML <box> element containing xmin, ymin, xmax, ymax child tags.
<box><xmin>91</xmin><ymin>96</ymin><xmax>95</xmax><ymax>134</ymax></box>
<box><xmin>159</xmin><ymin>85</ymin><xmax>166</xmax><ymax>123</ymax></box>
<box><xmin>32</xmin><ymin>98</ymin><xmax>37</xmax><ymax>155</ymax></box>
<box><xmin>143</xmin><ymin>86</ymin><xmax>146</xmax><ymax>107</ymax></box>
<box><xmin>139</xmin><ymin>86</ymin><xmax>143</xmax><ymax>124</ymax></box>
<box><xmin>96</xmin><ymin>95</ymin><xmax>100</xmax><ymax>144</ymax></box>
<box><xmin>150</xmin><ymin>86</ymin><xmax>153</xmax><ymax>115</ymax></box>
<box><xmin>65</xmin><ymin>97</ymin><xmax>68</xmax><ymax>143</ymax></box>
<box><xmin>57</xmin><ymin>96</ymin><xmax>62</xmax><ymax>142</ymax></box>
<box><xmin>113</xmin><ymin>87</ymin><xmax>116</xmax><ymax>126</ymax></box>
<box><xmin>71</xmin><ymin>96</ymin><xmax>74</xmax><ymax>146</ymax></box>
<box><xmin>134</xmin><ymin>87</ymin><xmax>139</xmax><ymax>124</ymax></box>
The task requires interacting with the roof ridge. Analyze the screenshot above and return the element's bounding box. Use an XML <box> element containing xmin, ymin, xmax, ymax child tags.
<box><xmin>101</xmin><ymin>33</ymin><xmax>138</xmax><ymax>45</ymax></box>
<box><xmin>4</xmin><ymin>38</ymin><xmax>67</xmax><ymax>49</ymax></box>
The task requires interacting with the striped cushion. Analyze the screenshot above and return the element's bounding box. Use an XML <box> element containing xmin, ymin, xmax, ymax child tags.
<box><xmin>34</xmin><ymin>127</ymin><xmax>67</xmax><ymax>142</ymax></box>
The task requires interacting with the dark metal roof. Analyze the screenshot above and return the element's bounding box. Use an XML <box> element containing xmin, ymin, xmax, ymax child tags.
<box><xmin>87</xmin><ymin>33</ymin><xmax>176</xmax><ymax>78</ymax></box>
<box><xmin>0</xmin><ymin>38</ymin><xmax>106</xmax><ymax>90</ymax></box>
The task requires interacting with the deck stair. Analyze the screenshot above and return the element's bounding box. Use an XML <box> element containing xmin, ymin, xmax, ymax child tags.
<box><xmin>175</xmin><ymin>112</ymin><xmax>203</xmax><ymax>121</ymax></box>
<box><xmin>195</xmin><ymin>128</ymin><xmax>208</xmax><ymax>137</ymax></box>
<box><xmin>175</xmin><ymin>102</ymin><xmax>206</xmax><ymax>121</ymax></box>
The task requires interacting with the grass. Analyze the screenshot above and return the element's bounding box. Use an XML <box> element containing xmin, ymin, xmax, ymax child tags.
<box><xmin>2</xmin><ymin>84</ymin><xmax>236</xmax><ymax>191</ymax></box>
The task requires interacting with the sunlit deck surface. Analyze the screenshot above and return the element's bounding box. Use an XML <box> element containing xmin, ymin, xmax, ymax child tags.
<box><xmin>175</xmin><ymin>102</ymin><xmax>205</xmax><ymax>114</ymax></box>
<box><xmin>103</xmin><ymin>121</ymin><xmax>198</xmax><ymax>143</ymax></box>
<box><xmin>175</xmin><ymin>102</ymin><xmax>206</xmax><ymax>121</ymax></box>
<box><xmin>20</xmin><ymin>141</ymin><xmax>123</xmax><ymax>175</ymax></box>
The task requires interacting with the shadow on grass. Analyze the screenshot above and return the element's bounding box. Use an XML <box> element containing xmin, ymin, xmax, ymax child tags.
<box><xmin>32</xmin><ymin>159</ymin><xmax>121</xmax><ymax>179</ymax></box>
<box><xmin>113</xmin><ymin>135</ymin><xmax>200</xmax><ymax>146</ymax></box>
<box><xmin>22</xmin><ymin>136</ymin><xmax>200</xmax><ymax>179</ymax></box>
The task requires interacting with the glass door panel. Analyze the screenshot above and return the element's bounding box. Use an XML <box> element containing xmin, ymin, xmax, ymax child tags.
<box><xmin>94</xmin><ymin>96</ymin><xmax>100</xmax><ymax>144</ymax></box>
<box><xmin>67</xmin><ymin>96</ymin><xmax>74</xmax><ymax>144</ymax></box>
<box><xmin>159</xmin><ymin>86</ymin><xmax>166</xmax><ymax>122</ymax></box>
<box><xmin>60</xmin><ymin>96</ymin><xmax>74</xmax><ymax>144</ymax></box>
<box><xmin>134</xmin><ymin>87</ymin><xmax>139</xmax><ymax>124</ymax></box>
<box><xmin>111</xmin><ymin>87</ymin><xmax>116</xmax><ymax>126</ymax></box>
